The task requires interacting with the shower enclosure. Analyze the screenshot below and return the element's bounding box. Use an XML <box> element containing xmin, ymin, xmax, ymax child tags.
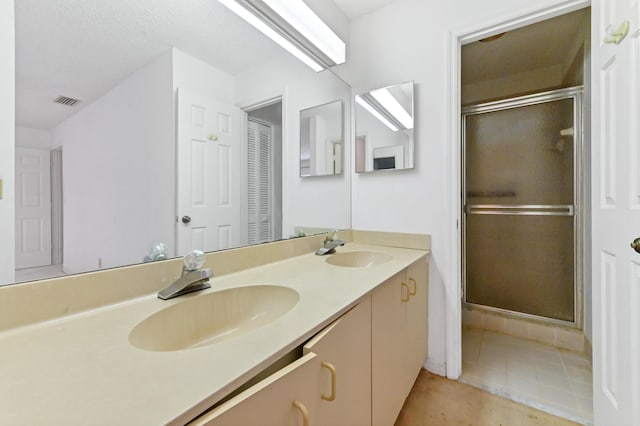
<box><xmin>462</xmin><ymin>87</ymin><xmax>583</xmax><ymax>325</ymax></box>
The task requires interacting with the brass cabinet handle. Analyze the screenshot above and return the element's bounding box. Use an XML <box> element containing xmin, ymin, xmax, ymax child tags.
<box><xmin>631</xmin><ymin>238</ymin><xmax>640</xmax><ymax>253</ymax></box>
<box><xmin>401</xmin><ymin>282</ymin><xmax>410</xmax><ymax>302</ymax></box>
<box><xmin>321</xmin><ymin>361</ymin><xmax>337</xmax><ymax>401</ymax></box>
<box><xmin>292</xmin><ymin>400</ymin><xmax>309</xmax><ymax>426</ymax></box>
<box><xmin>408</xmin><ymin>277</ymin><xmax>417</xmax><ymax>296</ymax></box>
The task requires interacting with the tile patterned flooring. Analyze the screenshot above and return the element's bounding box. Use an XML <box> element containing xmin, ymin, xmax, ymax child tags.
<box><xmin>461</xmin><ymin>327</ymin><xmax>593</xmax><ymax>425</ymax></box>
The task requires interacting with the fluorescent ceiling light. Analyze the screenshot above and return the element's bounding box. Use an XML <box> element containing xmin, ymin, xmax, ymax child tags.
<box><xmin>263</xmin><ymin>0</ymin><xmax>346</xmax><ymax>65</ymax></box>
<box><xmin>218</xmin><ymin>0</ymin><xmax>324</xmax><ymax>72</ymax></box>
<box><xmin>370</xmin><ymin>88</ymin><xmax>413</xmax><ymax>129</ymax></box>
<box><xmin>356</xmin><ymin>95</ymin><xmax>399</xmax><ymax>132</ymax></box>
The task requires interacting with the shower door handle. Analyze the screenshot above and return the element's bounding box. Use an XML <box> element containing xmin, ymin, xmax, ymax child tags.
<box><xmin>631</xmin><ymin>238</ymin><xmax>640</xmax><ymax>253</ymax></box>
<box><xmin>465</xmin><ymin>204</ymin><xmax>574</xmax><ymax>216</ymax></box>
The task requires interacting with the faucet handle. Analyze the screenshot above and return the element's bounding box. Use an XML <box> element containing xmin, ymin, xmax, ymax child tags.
<box><xmin>183</xmin><ymin>249</ymin><xmax>205</xmax><ymax>271</ymax></box>
<box><xmin>325</xmin><ymin>229</ymin><xmax>339</xmax><ymax>242</ymax></box>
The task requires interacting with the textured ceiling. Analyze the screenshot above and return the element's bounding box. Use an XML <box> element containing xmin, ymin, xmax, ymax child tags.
<box><xmin>15</xmin><ymin>0</ymin><xmax>284</xmax><ymax>129</ymax></box>
<box><xmin>15</xmin><ymin>0</ymin><xmax>401</xmax><ymax>129</ymax></box>
<box><xmin>462</xmin><ymin>9</ymin><xmax>589</xmax><ymax>85</ymax></box>
<box><xmin>15</xmin><ymin>0</ymin><xmax>393</xmax><ymax>129</ymax></box>
<box><xmin>332</xmin><ymin>0</ymin><xmax>397</xmax><ymax>20</ymax></box>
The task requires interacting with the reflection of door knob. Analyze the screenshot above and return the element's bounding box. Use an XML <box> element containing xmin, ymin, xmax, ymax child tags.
<box><xmin>181</xmin><ymin>215</ymin><xmax>191</xmax><ymax>224</ymax></box>
<box><xmin>632</xmin><ymin>238</ymin><xmax>640</xmax><ymax>253</ymax></box>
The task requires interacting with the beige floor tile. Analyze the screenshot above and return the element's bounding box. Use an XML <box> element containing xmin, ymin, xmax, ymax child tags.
<box><xmin>462</xmin><ymin>328</ymin><xmax>593</xmax><ymax>425</ymax></box>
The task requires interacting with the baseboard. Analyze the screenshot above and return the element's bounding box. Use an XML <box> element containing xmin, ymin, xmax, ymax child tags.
<box><xmin>424</xmin><ymin>357</ymin><xmax>446</xmax><ymax>377</ymax></box>
<box><xmin>462</xmin><ymin>305</ymin><xmax>585</xmax><ymax>352</ymax></box>
<box><xmin>584</xmin><ymin>335</ymin><xmax>593</xmax><ymax>366</ymax></box>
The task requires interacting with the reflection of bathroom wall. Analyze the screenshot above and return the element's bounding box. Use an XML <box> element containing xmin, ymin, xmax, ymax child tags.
<box><xmin>305</xmin><ymin>114</ymin><xmax>340</xmax><ymax>175</ymax></box>
<box><xmin>234</xmin><ymin>52</ymin><xmax>351</xmax><ymax>236</ymax></box>
<box><xmin>15</xmin><ymin>127</ymin><xmax>52</xmax><ymax>149</ymax></box>
<box><xmin>314</xmin><ymin>108</ymin><xmax>341</xmax><ymax>175</ymax></box>
<box><xmin>172</xmin><ymin>49</ymin><xmax>234</xmax><ymax>104</ymax></box>
<box><xmin>50</xmin><ymin>48</ymin><xmax>242</xmax><ymax>274</ymax></box>
<box><xmin>312</xmin><ymin>116</ymin><xmax>327</xmax><ymax>174</ymax></box>
<box><xmin>52</xmin><ymin>50</ymin><xmax>175</xmax><ymax>274</ymax></box>
<box><xmin>356</xmin><ymin>107</ymin><xmax>410</xmax><ymax>170</ymax></box>
<box><xmin>300</xmin><ymin>102</ymin><xmax>342</xmax><ymax>176</ymax></box>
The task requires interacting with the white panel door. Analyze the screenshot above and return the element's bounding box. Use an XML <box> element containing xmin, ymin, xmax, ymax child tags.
<box><xmin>15</xmin><ymin>148</ymin><xmax>51</xmax><ymax>269</ymax></box>
<box><xmin>592</xmin><ymin>1</ymin><xmax>640</xmax><ymax>425</ymax></box>
<box><xmin>176</xmin><ymin>89</ymin><xmax>244</xmax><ymax>257</ymax></box>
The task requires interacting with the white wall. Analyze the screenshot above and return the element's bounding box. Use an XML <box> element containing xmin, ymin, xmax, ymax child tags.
<box><xmin>0</xmin><ymin>0</ymin><xmax>15</xmax><ymax>285</ymax></box>
<box><xmin>344</xmin><ymin>0</ymin><xmax>578</xmax><ymax>376</ymax></box>
<box><xmin>172</xmin><ymin>49</ymin><xmax>234</xmax><ymax>104</ymax></box>
<box><xmin>52</xmin><ymin>50</ymin><xmax>174</xmax><ymax>274</ymax></box>
<box><xmin>234</xmin><ymin>52</ymin><xmax>351</xmax><ymax>237</ymax></box>
<box><xmin>356</xmin><ymin>106</ymin><xmax>412</xmax><ymax>170</ymax></box>
<box><xmin>15</xmin><ymin>126</ymin><xmax>51</xmax><ymax>149</ymax></box>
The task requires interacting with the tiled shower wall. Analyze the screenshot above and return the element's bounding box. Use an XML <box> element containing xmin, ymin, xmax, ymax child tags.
<box><xmin>462</xmin><ymin>306</ymin><xmax>586</xmax><ymax>353</ymax></box>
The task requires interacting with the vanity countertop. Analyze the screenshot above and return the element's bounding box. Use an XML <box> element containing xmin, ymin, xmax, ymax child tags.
<box><xmin>0</xmin><ymin>243</ymin><xmax>428</xmax><ymax>425</ymax></box>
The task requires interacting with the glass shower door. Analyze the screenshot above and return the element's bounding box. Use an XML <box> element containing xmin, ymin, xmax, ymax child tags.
<box><xmin>463</xmin><ymin>90</ymin><xmax>581</xmax><ymax>323</ymax></box>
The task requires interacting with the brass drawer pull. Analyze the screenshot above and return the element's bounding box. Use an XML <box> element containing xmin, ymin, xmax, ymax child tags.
<box><xmin>321</xmin><ymin>361</ymin><xmax>337</xmax><ymax>401</ymax></box>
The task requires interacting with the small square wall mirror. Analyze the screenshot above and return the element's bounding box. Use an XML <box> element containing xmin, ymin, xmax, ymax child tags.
<box><xmin>300</xmin><ymin>100</ymin><xmax>344</xmax><ymax>177</ymax></box>
<box><xmin>355</xmin><ymin>81</ymin><xmax>415</xmax><ymax>172</ymax></box>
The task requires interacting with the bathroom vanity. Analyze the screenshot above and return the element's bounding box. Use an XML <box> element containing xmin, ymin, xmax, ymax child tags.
<box><xmin>0</xmin><ymin>231</ymin><xmax>429</xmax><ymax>425</ymax></box>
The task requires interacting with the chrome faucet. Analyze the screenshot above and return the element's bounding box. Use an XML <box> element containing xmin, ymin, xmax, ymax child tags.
<box><xmin>315</xmin><ymin>230</ymin><xmax>345</xmax><ymax>255</ymax></box>
<box><xmin>158</xmin><ymin>250</ymin><xmax>213</xmax><ymax>300</ymax></box>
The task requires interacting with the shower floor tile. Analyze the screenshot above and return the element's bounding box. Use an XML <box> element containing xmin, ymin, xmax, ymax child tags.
<box><xmin>461</xmin><ymin>327</ymin><xmax>593</xmax><ymax>425</ymax></box>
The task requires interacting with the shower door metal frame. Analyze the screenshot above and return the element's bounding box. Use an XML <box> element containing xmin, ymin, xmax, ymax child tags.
<box><xmin>461</xmin><ymin>86</ymin><xmax>584</xmax><ymax>328</ymax></box>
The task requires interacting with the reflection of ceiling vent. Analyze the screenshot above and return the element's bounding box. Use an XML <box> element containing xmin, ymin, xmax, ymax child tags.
<box><xmin>53</xmin><ymin>95</ymin><xmax>80</xmax><ymax>106</ymax></box>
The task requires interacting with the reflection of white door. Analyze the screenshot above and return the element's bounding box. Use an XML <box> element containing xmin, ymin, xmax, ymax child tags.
<box><xmin>176</xmin><ymin>89</ymin><xmax>243</xmax><ymax>256</ymax></box>
<box><xmin>592</xmin><ymin>1</ymin><xmax>640</xmax><ymax>424</ymax></box>
<box><xmin>15</xmin><ymin>148</ymin><xmax>51</xmax><ymax>269</ymax></box>
<box><xmin>326</xmin><ymin>140</ymin><xmax>343</xmax><ymax>174</ymax></box>
<box><xmin>356</xmin><ymin>135</ymin><xmax>366</xmax><ymax>173</ymax></box>
<box><xmin>247</xmin><ymin>119</ymin><xmax>273</xmax><ymax>244</ymax></box>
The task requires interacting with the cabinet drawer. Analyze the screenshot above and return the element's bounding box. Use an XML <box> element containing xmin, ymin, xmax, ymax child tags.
<box><xmin>190</xmin><ymin>353</ymin><xmax>319</xmax><ymax>426</ymax></box>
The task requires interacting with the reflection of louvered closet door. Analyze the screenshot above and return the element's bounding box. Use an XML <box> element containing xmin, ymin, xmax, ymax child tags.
<box><xmin>247</xmin><ymin>119</ymin><xmax>273</xmax><ymax>244</ymax></box>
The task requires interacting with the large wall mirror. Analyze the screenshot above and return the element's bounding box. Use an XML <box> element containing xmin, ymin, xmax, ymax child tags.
<box><xmin>299</xmin><ymin>100</ymin><xmax>344</xmax><ymax>177</ymax></box>
<box><xmin>6</xmin><ymin>0</ymin><xmax>351</xmax><ymax>286</ymax></box>
<box><xmin>354</xmin><ymin>81</ymin><xmax>415</xmax><ymax>172</ymax></box>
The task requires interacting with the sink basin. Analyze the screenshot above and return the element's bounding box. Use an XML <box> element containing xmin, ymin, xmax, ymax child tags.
<box><xmin>129</xmin><ymin>285</ymin><xmax>299</xmax><ymax>352</ymax></box>
<box><xmin>325</xmin><ymin>251</ymin><xmax>392</xmax><ymax>268</ymax></box>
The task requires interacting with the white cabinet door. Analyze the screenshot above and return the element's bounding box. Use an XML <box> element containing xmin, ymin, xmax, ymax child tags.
<box><xmin>592</xmin><ymin>1</ymin><xmax>640</xmax><ymax>424</ymax></box>
<box><xmin>176</xmin><ymin>88</ymin><xmax>245</xmax><ymax>257</ymax></box>
<box><xmin>405</xmin><ymin>258</ymin><xmax>428</xmax><ymax>391</ymax></box>
<box><xmin>15</xmin><ymin>147</ymin><xmax>51</xmax><ymax>269</ymax></box>
<box><xmin>371</xmin><ymin>272</ymin><xmax>407</xmax><ymax>426</ymax></box>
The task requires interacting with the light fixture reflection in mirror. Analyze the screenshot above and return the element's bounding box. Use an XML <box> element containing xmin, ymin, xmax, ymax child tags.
<box><xmin>299</xmin><ymin>100</ymin><xmax>344</xmax><ymax>177</ymax></box>
<box><xmin>354</xmin><ymin>81</ymin><xmax>415</xmax><ymax>173</ymax></box>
